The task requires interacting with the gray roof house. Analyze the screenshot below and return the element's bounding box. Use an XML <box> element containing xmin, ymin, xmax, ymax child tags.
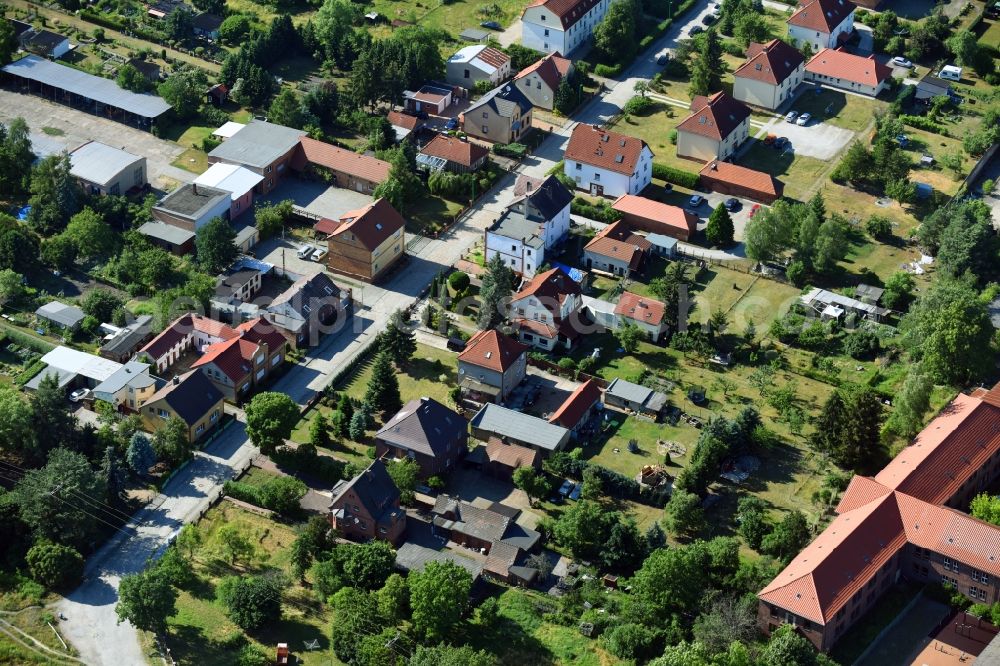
<box><xmin>375</xmin><ymin>397</ymin><xmax>469</xmax><ymax>476</ymax></box>
<box><xmin>92</xmin><ymin>360</ymin><xmax>156</xmax><ymax>409</ymax></box>
<box><xmin>463</xmin><ymin>83</ymin><xmax>533</xmax><ymax>145</ymax></box>
<box><xmin>265</xmin><ymin>272</ymin><xmax>351</xmax><ymax>348</ymax></box>
<box><xmin>99</xmin><ymin>315</ymin><xmax>154</xmax><ymax>362</ymax></box>
<box><xmin>137</xmin><ymin>220</ymin><xmax>196</xmax><ymax>254</ymax></box>
<box><xmin>916</xmin><ymin>73</ymin><xmax>954</xmax><ymax>102</ymax></box>
<box><xmin>152</xmin><ymin>183</ymin><xmax>231</xmax><ymax>232</ymax></box>
<box><xmin>395</xmin><ymin>542</ymin><xmax>484</xmax><ymax>578</ymax></box>
<box><xmin>69</xmin><ymin>141</ymin><xmax>147</xmax><ymax>196</ymax></box>
<box><xmin>605</xmin><ymin>378</ymin><xmax>667</xmax><ymax>419</ymax></box>
<box><xmin>35</xmin><ymin>301</ymin><xmax>85</xmax><ymax>330</ymax></box>
<box><xmin>329</xmin><ymin>459</ymin><xmax>406</xmax><ymax>544</ymax></box>
<box><xmin>208</xmin><ymin>120</ymin><xmax>306</xmax><ymax>170</ymax></box>
<box><xmin>469</xmin><ymin>403</ymin><xmax>570</xmax><ymax>454</ymax></box>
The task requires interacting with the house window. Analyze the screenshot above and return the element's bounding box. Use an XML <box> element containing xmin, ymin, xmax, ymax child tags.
<box><xmin>482</xmin><ymin>111</ymin><xmax>489</xmax><ymax>119</ymax></box>
<box><xmin>265</xmin><ymin>166</ymin><xmax>272</xmax><ymax>174</ymax></box>
<box><xmin>971</xmin><ymin>586</ymin><xmax>988</xmax><ymax>601</ymax></box>
<box><xmin>594</xmin><ymin>173</ymin><xmax>600</xmax><ymax>181</ymax></box>
<box><xmin>575</xmin><ymin>162</ymin><xmax>581</xmax><ymax>170</ymax></box>
<box><xmin>110</xmin><ymin>184</ymin><xmax>120</xmax><ymax>196</ymax></box>
<box><xmin>511</xmin><ymin>244</ymin><xmax>517</xmax><ymax>251</ymax></box>
<box><xmin>210</xmin><ymin>411</ymin><xmax>219</xmax><ymax>422</ymax></box>
<box><xmin>271</xmin><ymin>355</ymin><xmax>281</xmax><ymax>366</ymax></box>
<box><xmin>464</xmin><ymin>68</ymin><xmax>470</xmax><ymax>79</ymax></box>
<box><xmin>544</xmin><ymin>28</ymin><xmax>549</xmax><ymax>36</ymax></box>
<box><xmin>482</xmin><ymin>126</ymin><xmax>489</xmax><ymax>134</ymax></box>
<box><xmin>196</xmin><ymin>424</ymin><xmax>204</xmax><ymax>435</ymax></box>
<box><xmin>158</xmin><ymin>408</ymin><xmax>168</xmax><ymax>418</ymax></box>
<box><xmin>944</xmin><ymin>557</ymin><xmax>960</xmax><ymax>573</ymax></box>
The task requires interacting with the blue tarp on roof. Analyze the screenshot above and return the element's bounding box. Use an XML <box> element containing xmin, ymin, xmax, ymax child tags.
<box><xmin>551</xmin><ymin>262</ymin><xmax>586</xmax><ymax>283</ymax></box>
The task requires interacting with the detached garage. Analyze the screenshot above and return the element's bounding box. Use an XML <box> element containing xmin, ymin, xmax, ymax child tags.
<box><xmin>699</xmin><ymin>160</ymin><xmax>783</xmax><ymax>204</ymax></box>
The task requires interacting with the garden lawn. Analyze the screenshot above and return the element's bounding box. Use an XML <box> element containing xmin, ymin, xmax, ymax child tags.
<box><xmin>979</xmin><ymin>17</ymin><xmax>1000</xmax><ymax>49</ymax></box>
<box><xmin>727</xmin><ymin>277</ymin><xmax>802</xmax><ymax>333</ymax></box>
<box><xmin>408</xmin><ymin>193</ymin><xmax>466</xmax><ymax>236</ymax></box>
<box><xmin>788</xmin><ymin>87</ymin><xmax>888</xmax><ymax>131</ymax></box>
<box><xmin>164</xmin><ymin>503</ymin><xmax>340</xmax><ymax>666</ymax></box>
<box><xmin>610</xmin><ymin>102</ymin><xmax>697</xmax><ymax>173</ymax></box>
<box><xmin>736</xmin><ymin>139</ymin><xmax>828</xmax><ymax>201</ymax></box>
<box><xmin>689</xmin><ymin>266</ymin><xmax>758</xmax><ymax>325</ymax></box>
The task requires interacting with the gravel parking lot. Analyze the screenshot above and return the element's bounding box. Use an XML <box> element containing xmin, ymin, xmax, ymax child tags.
<box><xmin>0</xmin><ymin>89</ymin><xmax>193</xmax><ymax>189</ymax></box>
<box><xmin>259</xmin><ymin>178</ymin><xmax>373</xmax><ymax>220</ymax></box>
<box><xmin>759</xmin><ymin>115</ymin><xmax>856</xmax><ymax>161</ymax></box>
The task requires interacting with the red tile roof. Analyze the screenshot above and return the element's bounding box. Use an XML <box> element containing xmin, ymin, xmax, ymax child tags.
<box><xmin>514</xmin><ymin>317</ymin><xmax>579</xmax><ymax>341</ymax></box>
<box><xmin>583</xmin><ymin>220</ymin><xmax>651</xmax><ymax>271</ymax></box>
<box><xmin>699</xmin><ymin>160</ymin><xmax>783</xmax><ymax>199</ymax></box>
<box><xmin>387</xmin><ymin>111</ymin><xmax>421</xmax><ymax>131</ymax></box>
<box><xmin>235</xmin><ymin>317</ymin><xmax>287</xmax><ymax>353</ymax></box>
<box><xmin>564</xmin><ymin>124</ymin><xmax>652</xmax><ymax>176</ymax></box>
<box><xmin>761</xmin><ymin>386</ymin><xmax>1000</xmax><ymax>628</ymax></box>
<box><xmin>140</xmin><ymin>314</ymin><xmax>236</xmax><ymax>360</ymax></box>
<box><xmin>615</xmin><ymin>291</ymin><xmax>666</xmax><ymax>327</ymax></box>
<box><xmin>292</xmin><ymin>136</ymin><xmax>391</xmax><ymax>185</ymax></box>
<box><xmin>549</xmin><ymin>379</ymin><xmax>601</xmax><ymax>429</ymax></box>
<box><xmin>474</xmin><ymin>46</ymin><xmax>510</xmax><ymax>70</ymax></box>
<box><xmin>511</xmin><ymin>267</ymin><xmax>581</xmax><ymax>308</ymax></box>
<box><xmin>458</xmin><ymin>330</ymin><xmax>528</xmax><ymax>373</ymax></box>
<box><xmin>677</xmin><ymin>92</ymin><xmax>751</xmax><ymax>141</ymax></box>
<box><xmin>523</xmin><ymin>0</ymin><xmax>605</xmax><ymax>29</ymax></box>
<box><xmin>515</xmin><ymin>52</ymin><xmax>573</xmax><ymax>91</ymax></box>
<box><xmin>192</xmin><ymin>337</ymin><xmax>259</xmax><ymax>382</ymax></box>
<box><xmin>314</xmin><ymin>198</ymin><xmax>406</xmax><ymax>252</ymax></box>
<box><xmin>611</xmin><ymin>194</ymin><xmax>697</xmax><ymax>236</ymax></box>
<box><xmin>805</xmin><ymin>48</ymin><xmax>891</xmax><ymax>88</ymax></box>
<box><xmin>734</xmin><ymin>39</ymin><xmax>805</xmax><ymax>85</ymax></box>
<box><xmin>420</xmin><ymin>134</ymin><xmax>489</xmax><ymax>169</ymax></box>
<box><xmin>486</xmin><ymin>437</ymin><xmax>540</xmax><ymax>469</ymax></box>
<box><xmin>788</xmin><ymin>0</ymin><xmax>856</xmax><ymax>32</ymax></box>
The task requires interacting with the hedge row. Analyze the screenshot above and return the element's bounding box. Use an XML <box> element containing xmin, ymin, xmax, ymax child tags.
<box><xmin>223</xmin><ymin>475</ymin><xmax>307</xmax><ymax>516</ymax></box>
<box><xmin>652</xmin><ymin>163</ymin><xmax>700</xmax><ymax>188</ymax></box>
<box><xmin>493</xmin><ymin>142</ymin><xmax>528</xmax><ymax>159</ymax></box>
<box><xmin>79</xmin><ymin>9</ymin><xmax>165</xmax><ymax>43</ymax></box>
<box><xmin>545</xmin><ymin>452</ymin><xmax>669</xmax><ymax>507</ymax></box>
<box><xmin>571</xmin><ymin>197</ymin><xmax>619</xmax><ymax>223</ymax></box>
<box><xmin>899</xmin><ymin>114</ymin><xmax>950</xmax><ymax>136</ymax></box>
<box><xmin>594</xmin><ymin>63</ymin><xmax>622</xmax><ymax>78</ymax></box>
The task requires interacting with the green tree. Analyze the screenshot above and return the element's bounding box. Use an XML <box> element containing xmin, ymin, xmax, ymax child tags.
<box><xmin>219</xmin><ymin>14</ymin><xmax>253</xmax><ymax>43</ymax></box>
<box><xmin>946</xmin><ymin>29</ymin><xmax>979</xmax><ymax>66</ymax></box>
<box><xmin>126</xmin><ymin>432</ymin><xmax>156</xmax><ymax>476</ymax></box>
<box><xmin>386</xmin><ymin>458</ymin><xmax>419</xmax><ymax>505</ymax></box>
<box><xmin>810</xmin><ymin>385</ymin><xmax>883</xmax><ymax>469</ymax></box>
<box><xmin>512</xmin><ymin>467</ymin><xmax>551</xmax><ymax>507</ymax></box>
<box><xmin>615</xmin><ymin>319</ymin><xmax>642</xmax><ymax>353</ymax></box>
<box><xmin>663</xmin><ymin>488</ymin><xmax>705</xmax><ymax>538</ymax></box>
<box><xmin>158</xmin><ymin>69</ymin><xmax>206</xmax><ymax>120</ymax></box>
<box><xmin>733</xmin><ymin>11</ymin><xmax>770</xmax><ymax>47</ymax></box>
<box><xmin>12</xmin><ymin>449</ymin><xmax>104</xmax><ymax>550</ymax></box>
<box><xmin>330</xmin><ymin>588</ymin><xmax>383</xmax><ymax>664</ymax></box>
<box><xmin>379</xmin><ymin>309</ymin><xmax>417</xmax><ymax>367</ymax></box>
<box><xmin>0</xmin><ymin>18</ymin><xmax>15</xmax><ymax>66</ymax></box>
<box><xmin>971</xmin><ymin>493</ymin><xmax>1000</xmax><ymax>526</ymax></box>
<box><xmin>812</xmin><ymin>216</ymin><xmax>849</xmax><ymax>274</ymax></box>
<box><xmin>41</xmin><ymin>235</ymin><xmax>78</xmax><ymax>272</ymax></box>
<box><xmin>552</xmin><ymin>499</ymin><xmax>618</xmax><ymax>560</ymax></box>
<box><xmin>151</xmin><ymin>416</ymin><xmax>192</xmax><ymax>466</ymax></box>
<box><xmin>689</xmin><ymin>29</ymin><xmax>724</xmax><ymax>96</ymax></box>
<box><xmin>736</xmin><ymin>496</ymin><xmax>770</xmax><ymax>550</ymax></box>
<box><xmin>887</xmin><ymin>368</ymin><xmax>932</xmax><ymax>438</ymax></box>
<box><xmin>217</xmin><ymin>523</ymin><xmax>255</xmax><ymax>564</ymax></box>
<box><xmin>28</xmin><ymin>154</ymin><xmax>81</xmax><ymax>234</ymax></box>
<box><xmin>268</xmin><ymin>89</ymin><xmax>308</xmax><ymax>129</ymax></box>
<box><xmin>744</xmin><ymin>201</ymin><xmax>795</xmax><ymax>262</ymax></box>
<box><xmin>81</xmin><ymin>289</ymin><xmax>125</xmax><ymax>323</ymax></box>
<box><xmin>0</xmin><ymin>118</ymin><xmax>34</xmax><ymax>198</ymax></box>
<box><xmin>164</xmin><ymin>7</ymin><xmax>194</xmax><ymax>40</ymax></box>
<box><xmin>309</xmin><ymin>413</ymin><xmax>331</xmax><ymax>449</ymax></box>
<box><xmin>245</xmin><ymin>392</ymin><xmax>300</xmax><ymax>455</ymax></box>
<box><xmin>377</xmin><ymin>572</ymin><xmax>409</xmax><ymax>623</ymax></box>
<box><xmin>116</xmin><ymin>63</ymin><xmax>151</xmax><ymax>92</ymax></box>
<box><xmin>602</xmin><ymin>518</ymin><xmax>647</xmax><ymax>574</ymax></box>
<box><xmin>760</xmin><ymin>624</ymin><xmax>827</xmax><ymax>666</ymax></box>
<box><xmin>882</xmin><ymin>271</ymin><xmax>915</xmax><ymax>310</ymax></box>
<box><xmin>372</xmin><ymin>151</ymin><xmax>421</xmax><ymax>214</ymax></box>
<box><xmin>194</xmin><ymin>217</ymin><xmax>237</xmax><ymax>274</ymax></box>
<box><xmin>0</xmin><ymin>385</ymin><xmax>32</xmax><ymax>458</ymax></box>
<box><xmin>478</xmin><ymin>253</ymin><xmax>514</xmax><ymax>329</ymax></box>
<box><xmin>0</xmin><ymin>268</ymin><xmax>23</xmax><ymax>307</ymax></box>
<box><xmin>706</xmin><ymin>204</ymin><xmax>734</xmax><ymax>247</ymax></box>
<box><xmin>64</xmin><ymin>208</ymin><xmax>117</xmax><ymax>260</ymax></box>
<box><xmin>629</xmin><ymin>545</ymin><xmax>707</xmax><ymax>622</ymax></box>
<box><xmin>409</xmin><ymin>560</ymin><xmax>472</xmax><ymax>643</ymax></box>
<box><xmin>176</xmin><ymin>523</ymin><xmax>202</xmax><ymax>560</ymax></box>
<box><xmin>26</xmin><ymin>541</ymin><xmax>84</xmax><ymax>590</ymax></box>
<box><xmin>218</xmin><ymin>574</ymin><xmax>283</xmax><ymax>631</ymax></box>
<box><xmin>936</xmin><ymin>205</ymin><xmax>996</xmax><ymax>282</ymax></box>
<box><xmin>900</xmin><ymin>278</ymin><xmax>993</xmax><ymax>384</ymax></box>
<box><xmin>254</xmin><ymin>200</ymin><xmax>293</xmax><ymax>239</ymax></box>
<box><xmin>364</xmin><ymin>350</ymin><xmax>402</xmax><ymax>418</ymax></box>
<box><xmin>343</xmin><ymin>540</ymin><xmax>397</xmax><ymax>590</ymax></box>
<box><xmin>594</xmin><ymin>0</ymin><xmax>639</xmax><ymax>64</ymax></box>
<box><xmin>603</xmin><ymin>623</ymin><xmax>659</xmax><ymax>662</ymax></box>
<box><xmin>116</xmin><ymin>569</ymin><xmax>177</xmax><ymax>633</ymax></box>
<box><xmin>760</xmin><ymin>510</ymin><xmax>810</xmax><ymax>563</ymax></box>
<box><xmin>409</xmin><ymin>645</ymin><xmax>496</xmax><ymax>666</ymax></box>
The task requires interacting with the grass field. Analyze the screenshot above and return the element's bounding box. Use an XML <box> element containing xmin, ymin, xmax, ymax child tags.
<box><xmin>978</xmin><ymin>17</ymin><xmax>1000</xmax><ymax>49</ymax></box>
<box><xmin>788</xmin><ymin>87</ymin><xmax>888</xmax><ymax>131</ymax></box>
<box><xmin>737</xmin><ymin>139</ymin><xmax>829</xmax><ymax>201</ymax></box>
<box><xmin>165</xmin><ymin>503</ymin><xmax>340</xmax><ymax>666</ymax></box>
<box><xmin>409</xmin><ymin>193</ymin><xmax>466</xmax><ymax>236</ymax></box>
<box><xmin>610</xmin><ymin>101</ymin><xmax>693</xmax><ymax>171</ymax></box>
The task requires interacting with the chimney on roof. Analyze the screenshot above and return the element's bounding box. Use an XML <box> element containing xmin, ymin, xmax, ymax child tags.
<box><xmin>192</xmin><ymin>183</ymin><xmax>198</xmax><ymax>195</ymax></box>
<box><xmin>710</xmin><ymin>162</ymin><xmax>718</xmax><ymax>171</ymax></box>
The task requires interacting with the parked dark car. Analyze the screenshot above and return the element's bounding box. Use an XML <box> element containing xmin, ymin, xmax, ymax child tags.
<box><xmin>446</xmin><ymin>337</ymin><xmax>467</xmax><ymax>351</ymax></box>
<box><xmin>723</xmin><ymin>197</ymin><xmax>740</xmax><ymax>211</ymax></box>
<box><xmin>481</xmin><ymin>20</ymin><xmax>502</xmax><ymax>29</ymax></box>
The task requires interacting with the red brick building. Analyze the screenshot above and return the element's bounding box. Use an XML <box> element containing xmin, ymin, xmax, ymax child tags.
<box><xmin>758</xmin><ymin>384</ymin><xmax>1000</xmax><ymax>652</ymax></box>
<box><xmin>329</xmin><ymin>459</ymin><xmax>406</xmax><ymax>545</ymax></box>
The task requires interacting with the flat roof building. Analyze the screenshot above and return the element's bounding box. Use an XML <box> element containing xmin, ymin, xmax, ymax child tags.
<box><xmin>152</xmin><ymin>183</ymin><xmax>231</xmax><ymax>232</ymax></box>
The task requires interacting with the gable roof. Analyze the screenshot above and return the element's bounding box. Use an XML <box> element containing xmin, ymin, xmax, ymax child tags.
<box><xmin>314</xmin><ymin>198</ymin><xmax>405</xmax><ymax>251</ymax></box>
<box><xmin>208</xmin><ymin>119</ymin><xmax>306</xmax><ymax>169</ymax></box>
<box><xmin>191</xmin><ymin>337</ymin><xmax>259</xmax><ymax>382</ymax></box>
<box><xmin>234</xmin><ymin>318</ymin><xmax>288</xmax><ymax>353</ymax></box>
<box><xmin>523</xmin><ymin>0</ymin><xmax>605</xmax><ymax>29</ymax></box>
<box><xmin>330</xmin><ymin>459</ymin><xmax>402</xmax><ymax>523</ymax></box>
<box><xmin>515</xmin><ymin>52</ymin><xmax>573</xmax><ymax>91</ymax></box>
<box><xmin>512</xmin><ymin>266</ymin><xmax>582</xmax><ymax>307</ymax></box>
<box><xmin>420</xmin><ymin>134</ymin><xmax>489</xmax><ymax>169</ymax></box>
<box><xmin>100</xmin><ymin>315</ymin><xmax>154</xmax><ymax>356</ymax></box>
<box><xmin>788</xmin><ymin>0</ymin><xmax>856</xmax><ymax>32</ymax></box>
<box><xmin>69</xmin><ymin>141</ymin><xmax>143</xmax><ymax>187</ymax></box>
<box><xmin>432</xmin><ymin>495</ymin><xmax>510</xmax><ymax>542</ymax></box>
<box><xmin>449</xmin><ymin>45</ymin><xmax>510</xmax><ymax>75</ymax></box>
<box><xmin>508</xmin><ymin>174</ymin><xmax>573</xmax><ymax>221</ymax></box>
<box><xmin>387</xmin><ymin>111</ymin><xmax>421</xmax><ymax>131</ymax></box>
<box><xmin>146</xmin><ymin>370</ymin><xmax>224</xmax><ymax>425</ymax></box>
<box><xmin>459</xmin><ymin>329</ymin><xmax>528</xmax><ymax>373</ymax></box>
<box><xmin>485</xmin><ymin>438</ymin><xmax>540</xmax><ymax>469</ymax></box>
<box><xmin>470</xmin><ymin>403</ymin><xmax>570</xmax><ymax>451</ymax></box>
<box><xmin>291</xmin><ymin>136</ymin><xmax>391</xmax><ymax>184</ymax></box>
<box><xmin>611</xmin><ymin>194</ymin><xmax>697</xmax><ymax>235</ymax></box>
<box><xmin>678</xmin><ymin>92</ymin><xmax>751</xmax><ymax>141</ymax></box>
<box><xmin>468</xmin><ymin>83</ymin><xmax>533</xmax><ymax>119</ymax></box>
<box><xmin>615</xmin><ymin>291</ymin><xmax>667</xmax><ymax>327</ymax></box>
<box><xmin>35</xmin><ymin>301</ymin><xmax>85</xmax><ymax>328</ymax></box>
<box><xmin>735</xmin><ymin>39</ymin><xmax>805</xmax><ymax>85</ymax></box>
<box><xmin>548</xmin><ymin>379</ymin><xmax>602</xmax><ymax>429</ymax></box>
<box><xmin>564</xmin><ymin>124</ymin><xmax>652</xmax><ymax>175</ymax></box>
<box><xmin>376</xmin><ymin>397</ymin><xmax>468</xmax><ymax>458</ymax></box>
<box><xmin>140</xmin><ymin>314</ymin><xmax>237</xmax><ymax>359</ymax></box>
<box><xmin>267</xmin><ymin>272</ymin><xmax>345</xmax><ymax>332</ymax></box>
<box><xmin>805</xmin><ymin>48</ymin><xmax>891</xmax><ymax>88</ymax></box>
<box><xmin>699</xmin><ymin>160</ymin><xmax>783</xmax><ymax>199</ymax></box>
<box><xmin>583</xmin><ymin>220</ymin><xmax>651</xmax><ymax>270</ymax></box>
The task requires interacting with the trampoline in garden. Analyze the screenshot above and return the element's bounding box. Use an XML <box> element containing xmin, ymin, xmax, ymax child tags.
<box><xmin>720</xmin><ymin>455</ymin><xmax>760</xmax><ymax>484</ymax></box>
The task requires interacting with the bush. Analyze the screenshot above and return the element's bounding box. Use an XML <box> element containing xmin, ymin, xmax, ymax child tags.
<box><xmin>899</xmin><ymin>114</ymin><xmax>949</xmax><ymax>135</ymax></box>
<box><xmin>202</xmin><ymin>136</ymin><xmax>222</xmax><ymax>153</ymax></box>
<box><xmin>786</xmin><ymin>260</ymin><xmax>806</xmax><ymax>286</ymax></box>
<box><xmin>571</xmin><ymin>197</ymin><xmax>619</xmax><ymax>223</ymax></box>
<box><xmin>447</xmin><ymin>271</ymin><xmax>470</xmax><ymax>292</ymax></box>
<box><xmin>224</xmin><ymin>475</ymin><xmax>307</xmax><ymax>515</ymax></box>
<box><xmin>843</xmin><ymin>328</ymin><xmax>881</xmax><ymax>359</ymax></box>
<box><xmin>622</xmin><ymin>95</ymin><xmax>654</xmax><ymax>115</ymax></box>
<box><xmin>669</xmin><ymin>129</ymin><xmax>678</xmax><ymax>145</ymax></box>
<box><xmin>493</xmin><ymin>143</ymin><xmax>528</xmax><ymax>159</ymax></box>
<box><xmin>26</xmin><ymin>541</ymin><xmax>84</xmax><ymax>590</ymax></box>
<box><xmin>652</xmin><ymin>163</ymin><xmax>700</xmax><ymax>188</ymax></box>
<box><xmin>594</xmin><ymin>63</ymin><xmax>622</xmax><ymax>78</ymax></box>
<box><xmin>865</xmin><ymin>215</ymin><xmax>893</xmax><ymax>239</ymax></box>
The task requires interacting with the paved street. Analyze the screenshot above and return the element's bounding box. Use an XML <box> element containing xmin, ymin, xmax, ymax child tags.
<box><xmin>52</xmin><ymin>3</ymin><xmax>717</xmax><ymax>664</ymax></box>
<box><xmin>0</xmin><ymin>90</ymin><xmax>195</xmax><ymax>190</ymax></box>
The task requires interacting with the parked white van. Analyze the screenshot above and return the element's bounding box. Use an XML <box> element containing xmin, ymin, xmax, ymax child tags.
<box><xmin>297</xmin><ymin>245</ymin><xmax>314</xmax><ymax>259</ymax></box>
<box><xmin>938</xmin><ymin>65</ymin><xmax>963</xmax><ymax>81</ymax></box>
